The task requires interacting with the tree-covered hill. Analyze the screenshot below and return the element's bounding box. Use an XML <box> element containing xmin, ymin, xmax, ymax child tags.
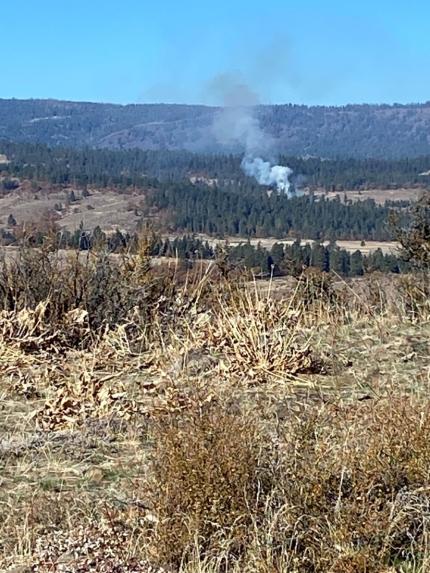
<box><xmin>1</xmin><ymin>142</ymin><xmax>430</xmax><ymax>191</ymax></box>
<box><xmin>2</xmin><ymin>98</ymin><xmax>430</xmax><ymax>158</ymax></box>
<box><xmin>0</xmin><ymin>142</ymin><xmax>423</xmax><ymax>243</ymax></box>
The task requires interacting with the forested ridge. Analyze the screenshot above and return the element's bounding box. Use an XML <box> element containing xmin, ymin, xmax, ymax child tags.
<box><xmin>0</xmin><ymin>140</ymin><xmax>419</xmax><ymax>272</ymax></box>
<box><xmin>2</xmin><ymin>98</ymin><xmax>430</xmax><ymax>158</ymax></box>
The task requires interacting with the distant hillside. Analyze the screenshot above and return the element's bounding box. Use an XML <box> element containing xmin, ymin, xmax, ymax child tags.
<box><xmin>2</xmin><ymin>98</ymin><xmax>430</xmax><ymax>158</ymax></box>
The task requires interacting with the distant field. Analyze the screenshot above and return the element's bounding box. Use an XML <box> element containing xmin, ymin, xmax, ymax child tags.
<box><xmin>0</xmin><ymin>183</ymin><xmax>144</xmax><ymax>232</ymax></box>
<box><xmin>190</xmin><ymin>234</ymin><xmax>400</xmax><ymax>255</ymax></box>
<box><xmin>313</xmin><ymin>186</ymin><xmax>424</xmax><ymax>204</ymax></box>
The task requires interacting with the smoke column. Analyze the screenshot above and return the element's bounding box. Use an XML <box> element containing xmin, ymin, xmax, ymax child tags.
<box><xmin>210</xmin><ymin>74</ymin><xmax>294</xmax><ymax>195</ymax></box>
<box><xmin>241</xmin><ymin>156</ymin><xmax>294</xmax><ymax>196</ymax></box>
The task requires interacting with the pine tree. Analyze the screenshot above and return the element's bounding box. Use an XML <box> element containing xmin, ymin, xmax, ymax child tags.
<box><xmin>350</xmin><ymin>250</ymin><xmax>364</xmax><ymax>276</ymax></box>
<box><xmin>7</xmin><ymin>214</ymin><xmax>17</xmax><ymax>227</ymax></box>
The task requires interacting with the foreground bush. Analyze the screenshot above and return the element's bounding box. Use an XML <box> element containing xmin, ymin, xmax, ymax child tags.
<box><xmin>1</xmin><ymin>240</ymin><xmax>429</xmax><ymax>572</ymax></box>
<box><xmin>0</xmin><ymin>243</ymin><xmax>184</xmax><ymax>345</ymax></box>
<box><xmin>146</xmin><ymin>395</ymin><xmax>430</xmax><ymax>572</ymax></box>
<box><xmin>148</xmin><ymin>399</ymin><xmax>269</xmax><ymax>566</ymax></box>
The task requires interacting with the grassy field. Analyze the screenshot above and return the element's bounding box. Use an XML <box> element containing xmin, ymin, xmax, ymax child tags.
<box><xmin>0</xmin><ymin>179</ymin><xmax>145</xmax><ymax>233</ymax></box>
<box><xmin>312</xmin><ymin>187</ymin><xmax>424</xmax><ymax>205</ymax></box>
<box><xmin>199</xmin><ymin>235</ymin><xmax>400</xmax><ymax>255</ymax></box>
<box><xmin>0</xmin><ymin>244</ymin><xmax>429</xmax><ymax>572</ymax></box>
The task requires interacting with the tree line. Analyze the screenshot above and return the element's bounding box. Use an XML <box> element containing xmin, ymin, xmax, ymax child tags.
<box><xmin>1</xmin><ymin>142</ymin><xmax>430</xmax><ymax>190</ymax></box>
<box><xmin>0</xmin><ymin>224</ymin><xmax>409</xmax><ymax>277</ymax></box>
<box><xmin>146</xmin><ymin>183</ymin><xmax>399</xmax><ymax>241</ymax></box>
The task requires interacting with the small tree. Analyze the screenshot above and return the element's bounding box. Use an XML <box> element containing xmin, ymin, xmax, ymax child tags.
<box><xmin>391</xmin><ymin>193</ymin><xmax>430</xmax><ymax>271</ymax></box>
<box><xmin>67</xmin><ymin>190</ymin><xmax>77</xmax><ymax>204</ymax></box>
<box><xmin>7</xmin><ymin>213</ymin><xmax>17</xmax><ymax>227</ymax></box>
<box><xmin>350</xmin><ymin>250</ymin><xmax>364</xmax><ymax>276</ymax></box>
<box><xmin>2</xmin><ymin>179</ymin><xmax>19</xmax><ymax>192</ymax></box>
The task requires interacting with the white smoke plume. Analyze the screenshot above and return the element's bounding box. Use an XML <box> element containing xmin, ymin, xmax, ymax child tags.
<box><xmin>209</xmin><ymin>73</ymin><xmax>294</xmax><ymax>195</ymax></box>
<box><xmin>241</xmin><ymin>156</ymin><xmax>294</xmax><ymax>196</ymax></box>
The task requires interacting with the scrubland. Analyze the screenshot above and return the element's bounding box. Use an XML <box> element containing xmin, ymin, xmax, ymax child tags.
<box><xmin>0</xmin><ymin>241</ymin><xmax>429</xmax><ymax>572</ymax></box>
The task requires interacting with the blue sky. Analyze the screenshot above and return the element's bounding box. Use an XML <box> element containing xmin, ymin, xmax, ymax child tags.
<box><xmin>2</xmin><ymin>0</ymin><xmax>430</xmax><ymax>106</ymax></box>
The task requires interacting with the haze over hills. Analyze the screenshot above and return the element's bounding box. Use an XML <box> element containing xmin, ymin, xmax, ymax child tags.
<box><xmin>2</xmin><ymin>98</ymin><xmax>430</xmax><ymax>158</ymax></box>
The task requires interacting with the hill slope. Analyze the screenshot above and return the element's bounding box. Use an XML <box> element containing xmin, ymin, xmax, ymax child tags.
<box><xmin>2</xmin><ymin>98</ymin><xmax>430</xmax><ymax>158</ymax></box>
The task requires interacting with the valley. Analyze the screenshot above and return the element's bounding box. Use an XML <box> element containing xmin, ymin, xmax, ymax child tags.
<box><xmin>0</xmin><ymin>96</ymin><xmax>429</xmax><ymax>572</ymax></box>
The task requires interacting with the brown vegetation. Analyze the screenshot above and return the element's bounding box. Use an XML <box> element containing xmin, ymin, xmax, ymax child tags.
<box><xmin>0</xmin><ymin>237</ymin><xmax>429</xmax><ymax>572</ymax></box>
<box><xmin>0</xmin><ymin>178</ymin><xmax>144</xmax><ymax>233</ymax></box>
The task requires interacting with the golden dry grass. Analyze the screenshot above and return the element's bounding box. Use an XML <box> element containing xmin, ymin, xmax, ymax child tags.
<box><xmin>0</xmin><ymin>248</ymin><xmax>429</xmax><ymax>572</ymax></box>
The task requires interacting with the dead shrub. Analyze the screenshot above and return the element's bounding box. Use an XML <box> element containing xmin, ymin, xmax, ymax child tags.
<box><xmin>185</xmin><ymin>283</ymin><xmax>323</xmax><ymax>385</ymax></box>
<box><xmin>294</xmin><ymin>268</ymin><xmax>351</xmax><ymax>326</ymax></box>
<box><xmin>145</xmin><ymin>394</ymin><xmax>430</xmax><ymax>572</ymax></box>
<box><xmin>146</xmin><ymin>397</ymin><xmax>276</xmax><ymax>568</ymax></box>
<box><xmin>396</xmin><ymin>275</ymin><xmax>430</xmax><ymax>321</ymax></box>
<box><xmin>297</xmin><ymin>268</ymin><xmax>338</xmax><ymax>308</ymax></box>
<box><xmin>0</xmin><ymin>301</ymin><xmax>90</xmax><ymax>351</ymax></box>
<box><xmin>271</xmin><ymin>397</ymin><xmax>430</xmax><ymax>572</ymax></box>
<box><xmin>0</xmin><ymin>244</ymin><xmax>177</xmax><ymax>347</ymax></box>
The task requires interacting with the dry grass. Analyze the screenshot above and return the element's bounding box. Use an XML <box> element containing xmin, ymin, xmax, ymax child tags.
<box><xmin>197</xmin><ymin>235</ymin><xmax>401</xmax><ymax>255</ymax></box>
<box><xmin>0</xmin><ymin>180</ymin><xmax>143</xmax><ymax>232</ymax></box>
<box><xmin>312</xmin><ymin>186</ymin><xmax>423</xmax><ymax>206</ymax></box>
<box><xmin>0</xmin><ymin>245</ymin><xmax>429</xmax><ymax>572</ymax></box>
<box><xmin>144</xmin><ymin>394</ymin><xmax>430</xmax><ymax>572</ymax></box>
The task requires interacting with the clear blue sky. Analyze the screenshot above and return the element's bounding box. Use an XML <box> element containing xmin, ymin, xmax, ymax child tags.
<box><xmin>2</xmin><ymin>0</ymin><xmax>429</xmax><ymax>106</ymax></box>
